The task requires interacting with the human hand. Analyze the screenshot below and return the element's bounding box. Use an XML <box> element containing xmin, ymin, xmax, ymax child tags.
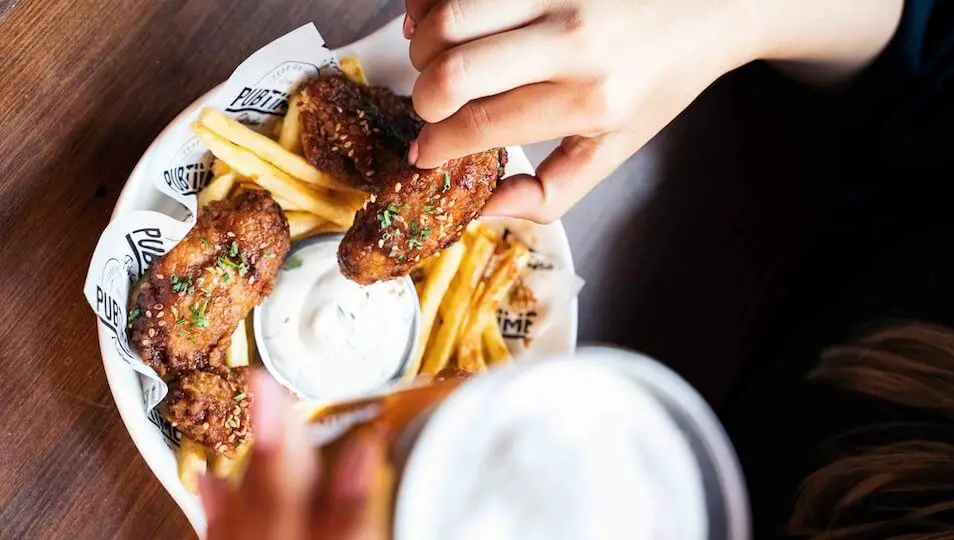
<box><xmin>403</xmin><ymin>0</ymin><xmax>902</xmax><ymax>223</ymax></box>
<box><xmin>200</xmin><ymin>371</ymin><xmax>388</xmax><ymax>540</ymax></box>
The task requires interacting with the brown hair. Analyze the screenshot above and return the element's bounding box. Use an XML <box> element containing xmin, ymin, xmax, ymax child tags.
<box><xmin>789</xmin><ymin>322</ymin><xmax>954</xmax><ymax>539</ymax></box>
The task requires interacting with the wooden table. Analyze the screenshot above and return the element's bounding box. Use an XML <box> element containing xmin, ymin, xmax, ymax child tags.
<box><xmin>0</xmin><ymin>1</ymin><xmax>830</xmax><ymax>538</ymax></box>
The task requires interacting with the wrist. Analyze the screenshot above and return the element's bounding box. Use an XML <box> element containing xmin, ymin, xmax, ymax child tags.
<box><xmin>738</xmin><ymin>0</ymin><xmax>904</xmax><ymax>85</ymax></box>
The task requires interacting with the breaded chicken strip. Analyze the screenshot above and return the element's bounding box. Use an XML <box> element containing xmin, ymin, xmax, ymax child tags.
<box><xmin>165</xmin><ymin>368</ymin><xmax>250</xmax><ymax>458</ymax></box>
<box><xmin>298</xmin><ymin>73</ymin><xmax>422</xmax><ymax>192</ymax></box>
<box><xmin>338</xmin><ymin>148</ymin><xmax>508</xmax><ymax>285</ymax></box>
<box><xmin>129</xmin><ymin>191</ymin><xmax>290</xmax><ymax>379</ymax></box>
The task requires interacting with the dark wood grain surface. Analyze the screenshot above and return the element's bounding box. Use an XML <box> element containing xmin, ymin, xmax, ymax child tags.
<box><xmin>0</xmin><ymin>0</ymin><xmax>827</xmax><ymax>538</ymax></box>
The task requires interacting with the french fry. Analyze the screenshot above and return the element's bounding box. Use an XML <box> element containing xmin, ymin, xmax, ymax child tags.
<box><xmin>458</xmin><ymin>240</ymin><xmax>529</xmax><ymax>349</ymax></box>
<box><xmin>482</xmin><ymin>321</ymin><xmax>511</xmax><ymax>365</ymax></box>
<box><xmin>457</xmin><ymin>332</ymin><xmax>486</xmax><ymax>373</ymax></box>
<box><xmin>245</xmin><ymin>314</ymin><xmax>258</xmax><ymax>366</ymax></box>
<box><xmin>225</xmin><ymin>319</ymin><xmax>249</xmax><ymax>368</ymax></box>
<box><xmin>285</xmin><ymin>210</ymin><xmax>343</xmax><ymax>240</ymax></box>
<box><xmin>212</xmin><ymin>159</ymin><xmax>231</xmax><ymax>177</ymax></box>
<box><xmin>421</xmin><ymin>229</ymin><xmax>496</xmax><ymax>374</ymax></box>
<box><xmin>278</xmin><ymin>93</ymin><xmax>303</xmax><ymax>155</ymax></box>
<box><xmin>198</xmin><ymin>172</ymin><xmax>236</xmax><ymax>208</ymax></box>
<box><xmin>177</xmin><ymin>438</ymin><xmax>207</xmax><ymax>495</ymax></box>
<box><xmin>340</xmin><ymin>56</ymin><xmax>369</xmax><ymax>86</ymax></box>
<box><xmin>209</xmin><ymin>443</ymin><xmax>251</xmax><ymax>485</ymax></box>
<box><xmin>197</xmin><ymin>108</ymin><xmax>359</xmax><ymax>194</ymax></box>
<box><xmin>406</xmin><ymin>242</ymin><xmax>466</xmax><ymax>377</ymax></box>
<box><xmin>193</xmin><ymin>125</ymin><xmax>354</xmax><ymax>226</ymax></box>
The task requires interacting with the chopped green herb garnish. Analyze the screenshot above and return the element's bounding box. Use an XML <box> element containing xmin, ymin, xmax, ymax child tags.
<box><xmin>423</xmin><ymin>205</ymin><xmax>437</xmax><ymax>214</ymax></box>
<box><xmin>234</xmin><ymin>393</ymin><xmax>247</xmax><ymax>401</ymax></box>
<box><xmin>408</xmin><ymin>237</ymin><xmax>424</xmax><ymax>250</ymax></box>
<box><xmin>229</xmin><ymin>241</ymin><xmax>239</xmax><ymax>257</ymax></box>
<box><xmin>129</xmin><ymin>307</ymin><xmax>142</xmax><ymax>321</ymax></box>
<box><xmin>238</xmin><ymin>263</ymin><xmax>249</xmax><ymax>277</ymax></box>
<box><xmin>410</xmin><ymin>221</ymin><xmax>419</xmax><ymax>236</ymax></box>
<box><xmin>398</xmin><ymin>254</ymin><xmax>408</xmax><ymax>263</ymax></box>
<box><xmin>222</xmin><ymin>272</ymin><xmax>231</xmax><ymax>282</ymax></box>
<box><xmin>200</xmin><ymin>237</ymin><xmax>211</xmax><ymax>248</ymax></box>
<box><xmin>170</xmin><ymin>275</ymin><xmax>193</xmax><ymax>294</ymax></box>
<box><xmin>217</xmin><ymin>256</ymin><xmax>239</xmax><ymax>270</ymax></box>
<box><xmin>378</xmin><ymin>210</ymin><xmax>392</xmax><ymax>228</ymax></box>
<box><xmin>389</xmin><ymin>245</ymin><xmax>401</xmax><ymax>258</ymax></box>
<box><xmin>188</xmin><ymin>336</ymin><xmax>198</xmax><ymax>345</ymax></box>
<box><xmin>189</xmin><ymin>306</ymin><xmax>209</xmax><ymax>329</ymax></box>
<box><xmin>176</xmin><ymin>318</ymin><xmax>187</xmax><ymax>326</ymax></box>
<box><xmin>442</xmin><ymin>172</ymin><xmax>451</xmax><ymax>192</ymax></box>
<box><xmin>421</xmin><ymin>227</ymin><xmax>432</xmax><ymax>238</ymax></box>
<box><xmin>387</xmin><ymin>203</ymin><xmax>400</xmax><ymax>214</ymax></box>
<box><xmin>282</xmin><ymin>256</ymin><xmax>303</xmax><ymax>270</ymax></box>
<box><xmin>264</xmin><ymin>251</ymin><xmax>274</xmax><ymax>259</ymax></box>
<box><xmin>381</xmin><ymin>232</ymin><xmax>392</xmax><ymax>241</ymax></box>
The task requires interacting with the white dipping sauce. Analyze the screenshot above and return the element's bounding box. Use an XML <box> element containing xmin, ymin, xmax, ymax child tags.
<box><xmin>258</xmin><ymin>240</ymin><xmax>416</xmax><ymax>401</ymax></box>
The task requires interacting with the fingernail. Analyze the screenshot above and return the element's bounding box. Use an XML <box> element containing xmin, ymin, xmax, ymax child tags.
<box><xmin>402</xmin><ymin>14</ymin><xmax>416</xmax><ymax>39</ymax></box>
<box><xmin>251</xmin><ymin>371</ymin><xmax>285</xmax><ymax>453</ymax></box>
<box><xmin>407</xmin><ymin>139</ymin><xmax>419</xmax><ymax>166</ymax></box>
<box><xmin>198</xmin><ymin>474</ymin><xmax>226</xmax><ymax>523</ymax></box>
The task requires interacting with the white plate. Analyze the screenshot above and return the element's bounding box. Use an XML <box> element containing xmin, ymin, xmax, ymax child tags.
<box><xmin>96</xmin><ymin>16</ymin><xmax>577</xmax><ymax>536</ymax></box>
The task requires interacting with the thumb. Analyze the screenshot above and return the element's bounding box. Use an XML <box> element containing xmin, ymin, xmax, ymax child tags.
<box><xmin>482</xmin><ymin>132</ymin><xmax>637</xmax><ymax>223</ymax></box>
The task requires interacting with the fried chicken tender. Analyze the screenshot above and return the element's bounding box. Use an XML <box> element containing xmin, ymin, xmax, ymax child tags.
<box><xmin>165</xmin><ymin>368</ymin><xmax>251</xmax><ymax>458</ymax></box>
<box><xmin>129</xmin><ymin>191</ymin><xmax>290</xmax><ymax>379</ymax></box>
<box><xmin>338</xmin><ymin>148</ymin><xmax>508</xmax><ymax>285</ymax></box>
<box><xmin>298</xmin><ymin>73</ymin><xmax>423</xmax><ymax>192</ymax></box>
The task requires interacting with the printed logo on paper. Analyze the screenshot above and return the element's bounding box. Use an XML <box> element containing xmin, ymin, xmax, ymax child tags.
<box><xmin>148</xmin><ymin>406</ymin><xmax>181</xmax><ymax>446</ymax></box>
<box><xmin>223</xmin><ymin>60</ymin><xmax>327</xmax><ymax>122</ymax></box>
<box><xmin>125</xmin><ymin>226</ymin><xmax>177</xmax><ymax>278</ymax></box>
<box><xmin>162</xmin><ymin>135</ymin><xmax>214</xmax><ymax>197</ymax></box>
<box><xmin>497</xmin><ymin>308</ymin><xmax>538</xmax><ymax>340</ymax></box>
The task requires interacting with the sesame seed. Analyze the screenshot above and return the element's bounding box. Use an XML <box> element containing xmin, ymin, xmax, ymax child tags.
<box><xmin>372</xmin><ymin>128</ymin><xmax>380</xmax><ymax>133</ymax></box>
<box><xmin>370</xmin><ymin>194</ymin><xmax>377</xmax><ymax>203</ymax></box>
<box><xmin>249</xmin><ymin>276</ymin><xmax>256</xmax><ymax>284</ymax></box>
<box><xmin>228</xmin><ymin>434</ymin><xmax>236</xmax><ymax>443</ymax></box>
<box><xmin>339</xmin><ymin>134</ymin><xmax>348</xmax><ymax>141</ymax></box>
<box><xmin>154</xmin><ymin>303</ymin><xmax>163</xmax><ymax>310</ymax></box>
<box><xmin>233</xmin><ymin>406</ymin><xmax>241</xmax><ymax>415</ymax></box>
<box><xmin>141</xmin><ymin>339</ymin><xmax>151</xmax><ymax>347</ymax></box>
<box><xmin>332</xmin><ymin>146</ymin><xmax>339</xmax><ymax>152</ymax></box>
<box><xmin>156</xmin><ymin>311</ymin><xmax>164</xmax><ymax>319</ymax></box>
<box><xmin>343</xmin><ymin>141</ymin><xmax>353</xmax><ymax>148</ymax></box>
<box><xmin>378</xmin><ymin>239</ymin><xmax>384</xmax><ymax>248</ymax></box>
<box><xmin>395</xmin><ymin>183</ymin><xmax>402</xmax><ymax>193</ymax></box>
<box><xmin>145</xmin><ymin>310</ymin><xmax>152</xmax><ymax>318</ymax></box>
<box><xmin>366</xmin><ymin>170</ymin><xmax>375</xmax><ymax>177</ymax></box>
<box><xmin>334</xmin><ymin>122</ymin><xmax>341</xmax><ymax>131</ymax></box>
<box><xmin>411</xmin><ymin>173</ymin><xmax>420</xmax><ymax>181</ymax></box>
<box><xmin>336</xmin><ymin>106</ymin><xmax>343</xmax><ymax>113</ymax></box>
<box><xmin>357</xmin><ymin>110</ymin><xmax>365</xmax><ymax>118</ymax></box>
<box><xmin>348</xmin><ymin>149</ymin><xmax>354</xmax><ymax>157</ymax></box>
<box><xmin>227</xmin><ymin>231</ymin><xmax>236</xmax><ymax>238</ymax></box>
<box><xmin>202</xmin><ymin>422</ymin><xmax>209</xmax><ymax>431</ymax></box>
<box><xmin>158</xmin><ymin>320</ymin><xmax>166</xmax><ymax>327</ymax></box>
<box><xmin>156</xmin><ymin>273</ymin><xmax>165</xmax><ymax>280</ymax></box>
<box><xmin>259</xmin><ymin>243</ymin><xmax>267</xmax><ymax>249</ymax></box>
<box><xmin>147</xmin><ymin>328</ymin><xmax>156</xmax><ymax>337</ymax></box>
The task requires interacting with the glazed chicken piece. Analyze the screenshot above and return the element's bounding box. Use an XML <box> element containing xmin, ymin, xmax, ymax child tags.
<box><xmin>129</xmin><ymin>191</ymin><xmax>291</xmax><ymax>379</ymax></box>
<box><xmin>165</xmin><ymin>368</ymin><xmax>251</xmax><ymax>458</ymax></box>
<box><xmin>338</xmin><ymin>148</ymin><xmax>508</xmax><ymax>285</ymax></box>
<box><xmin>299</xmin><ymin>73</ymin><xmax>423</xmax><ymax>192</ymax></box>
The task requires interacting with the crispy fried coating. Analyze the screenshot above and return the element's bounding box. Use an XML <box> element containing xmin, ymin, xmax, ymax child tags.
<box><xmin>299</xmin><ymin>73</ymin><xmax>422</xmax><ymax>191</ymax></box>
<box><xmin>129</xmin><ymin>191</ymin><xmax>291</xmax><ymax>379</ymax></box>
<box><xmin>165</xmin><ymin>368</ymin><xmax>251</xmax><ymax>458</ymax></box>
<box><xmin>338</xmin><ymin>148</ymin><xmax>508</xmax><ymax>285</ymax></box>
